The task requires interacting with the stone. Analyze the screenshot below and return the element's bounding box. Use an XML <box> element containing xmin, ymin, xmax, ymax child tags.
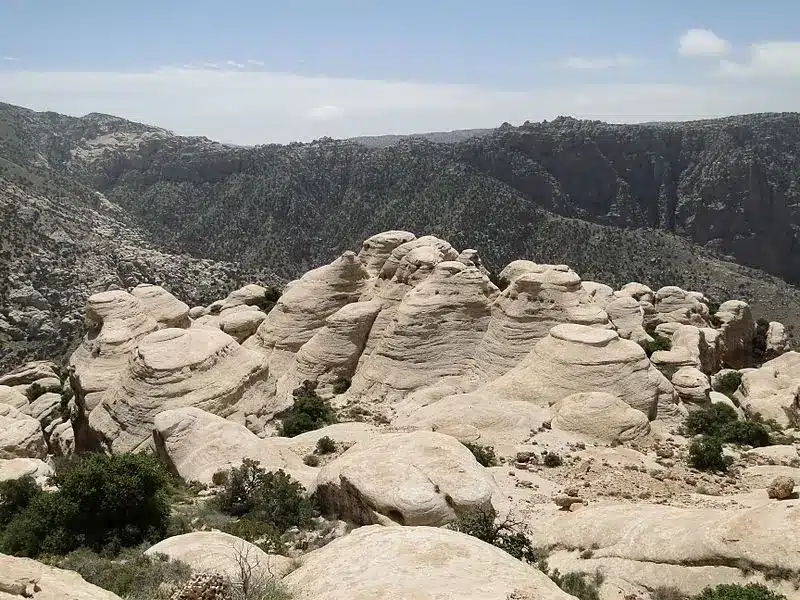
<box><xmin>651</xmin><ymin>286</ymin><xmax>708</xmax><ymax>327</ymax></box>
<box><xmin>68</xmin><ymin>290</ymin><xmax>159</xmax><ymax>410</ymax></box>
<box><xmin>0</xmin><ymin>457</ymin><xmax>53</xmax><ymax>484</ymax></box>
<box><xmin>582</xmin><ymin>281</ymin><xmax>615</xmax><ymax>308</ymax></box>
<box><xmin>0</xmin><ymin>361</ymin><xmax>59</xmax><ymax>387</ymax></box>
<box><xmin>619</xmin><ymin>282</ymin><xmax>655</xmax><ymax>305</ymax></box>
<box><xmin>315</xmin><ymin>431</ymin><xmax>494</xmax><ymax>526</ymax></box>
<box><xmin>715</xmin><ymin>300</ymin><xmax>756</xmax><ymax>368</ymax></box>
<box><xmin>130</xmin><ymin>283</ymin><xmax>190</xmax><ymax>328</ymax></box>
<box><xmin>0</xmin><ymin>553</ymin><xmax>123</xmax><ymax>599</ymax></box>
<box><xmin>0</xmin><ymin>403</ymin><xmax>47</xmax><ymax>459</ymax></box>
<box><xmin>472</xmin><ymin>265</ymin><xmax>609</xmax><ymax>379</ymax></box>
<box><xmin>733</xmin><ymin>352</ymin><xmax>800</xmax><ymax>427</ymax></box>
<box><xmin>551</xmin><ymin>392</ymin><xmax>651</xmax><ymax>442</ymax></box>
<box><xmin>23</xmin><ymin>392</ymin><xmax>62</xmax><ymax>429</ymax></box>
<box><xmin>745</xmin><ymin>445</ymin><xmax>800</xmax><ymax>465</ymax></box>
<box><xmin>356</xmin><ymin>230</ymin><xmax>416</xmax><ymax>277</ymax></box>
<box><xmin>650</xmin><ymin>347</ymin><xmax>698</xmax><ymax>379</ymax></box>
<box><xmin>456</xmin><ymin>249</ymin><xmax>490</xmax><ymax>277</ymax></box>
<box><xmin>170</xmin><ymin>573</ymin><xmax>230</xmax><ymax>600</ymax></box>
<box><xmin>89</xmin><ymin>327</ymin><xmax>275</xmax><ymax>453</ymax></box>
<box><xmin>151</xmin><ymin>407</ymin><xmax>309</xmax><ymax>487</ymax></box>
<box><xmin>606</xmin><ymin>295</ymin><xmax>651</xmax><ymax>346</ymax></box>
<box><xmin>218</xmin><ymin>308</ymin><xmax>267</xmax><ymax>343</ymax></box>
<box><xmin>767</xmin><ymin>476</ymin><xmax>795</xmax><ymax>500</ymax></box>
<box><xmin>188</xmin><ymin>305</ymin><xmax>207</xmax><ymax>319</ymax></box>
<box><xmin>709</xmin><ymin>391</ymin><xmax>744</xmax><ymax>419</ymax></box>
<box><xmin>671</xmin><ymin>367</ymin><xmax>711</xmax><ymax>406</ymax></box>
<box><xmin>671</xmin><ymin>325</ymin><xmax>719</xmax><ymax>374</ymax></box>
<box><xmin>218</xmin><ymin>283</ymin><xmax>271</xmax><ymax>311</ymax></box>
<box><xmin>766</xmin><ymin>321</ymin><xmax>791</xmax><ymax>359</ymax></box>
<box><xmin>283</xmin><ymin>525</ymin><xmax>573</xmax><ymax>600</ymax></box>
<box><xmin>0</xmin><ymin>385</ymin><xmax>28</xmax><ymax>410</ymax></box>
<box><xmin>553</xmin><ymin>495</ymin><xmax>584</xmax><ymax>510</ymax></box>
<box><xmin>145</xmin><ymin>532</ymin><xmax>293</xmax><ymax>580</ymax></box>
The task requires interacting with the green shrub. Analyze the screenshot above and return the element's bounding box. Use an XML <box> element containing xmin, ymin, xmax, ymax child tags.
<box><xmin>549</xmin><ymin>569</ymin><xmax>603</xmax><ymax>600</ymax></box>
<box><xmin>688</xmin><ymin>435</ymin><xmax>733</xmax><ymax>472</ymax></box>
<box><xmin>684</xmin><ymin>404</ymin><xmax>770</xmax><ymax>448</ymax></box>
<box><xmin>0</xmin><ymin>475</ymin><xmax>41</xmax><ymax>527</ymax></box>
<box><xmin>644</xmin><ymin>333</ymin><xmax>672</xmax><ymax>356</ymax></box>
<box><xmin>452</xmin><ymin>507</ymin><xmax>547</xmax><ymax>568</ymax></box>
<box><xmin>716</xmin><ymin>371</ymin><xmax>743</xmax><ymax>396</ymax></box>
<box><xmin>303</xmin><ymin>454</ymin><xmax>320</xmax><ymax>467</ymax></box>
<box><xmin>695</xmin><ymin>583</ymin><xmax>785</xmax><ymax>600</ymax></box>
<box><xmin>462</xmin><ymin>442</ymin><xmax>499</xmax><ymax>467</ymax></box>
<box><xmin>315</xmin><ymin>436</ymin><xmax>337</xmax><ymax>455</ymax></box>
<box><xmin>223</xmin><ymin>517</ymin><xmax>283</xmax><ymax>553</ymax></box>
<box><xmin>1</xmin><ymin>453</ymin><xmax>171</xmax><ymax>557</ymax></box>
<box><xmin>331</xmin><ymin>376</ymin><xmax>351</xmax><ymax>395</ymax></box>
<box><xmin>278</xmin><ymin>380</ymin><xmax>336</xmax><ymax>437</ymax></box>
<box><xmin>652</xmin><ymin>586</ymin><xmax>686</xmax><ymax>600</ymax></box>
<box><xmin>722</xmin><ymin>420</ymin><xmax>771</xmax><ymax>447</ymax></box>
<box><xmin>214</xmin><ymin>459</ymin><xmax>312</xmax><ymax>534</ymax></box>
<box><xmin>543</xmin><ymin>452</ymin><xmax>563</xmax><ymax>468</ymax></box>
<box><xmin>42</xmin><ymin>547</ymin><xmax>192</xmax><ymax>600</ymax></box>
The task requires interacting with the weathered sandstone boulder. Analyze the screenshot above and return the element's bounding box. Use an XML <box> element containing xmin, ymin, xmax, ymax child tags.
<box><xmin>284</xmin><ymin>525</ymin><xmax>573</xmax><ymax>600</ymax></box>
<box><xmin>650</xmin><ymin>286</ymin><xmax>708</xmax><ymax>326</ymax></box>
<box><xmin>671</xmin><ymin>367</ymin><xmax>711</xmax><ymax>407</ymax></box>
<box><xmin>356</xmin><ymin>230</ymin><xmax>416</xmax><ymax>277</ymax></box>
<box><xmin>650</xmin><ymin>347</ymin><xmax>698</xmax><ymax>379</ymax></box>
<box><xmin>715</xmin><ymin>300</ymin><xmax>756</xmax><ymax>368</ymax></box>
<box><xmin>733</xmin><ymin>352</ymin><xmax>800</xmax><ymax>427</ymax></box>
<box><xmin>766</xmin><ymin>321</ymin><xmax>791</xmax><ymax>359</ymax></box>
<box><xmin>670</xmin><ymin>325</ymin><xmax>720</xmax><ymax>374</ymax></box>
<box><xmin>145</xmin><ymin>532</ymin><xmax>292</xmax><ymax>580</ymax></box>
<box><xmin>619</xmin><ymin>282</ymin><xmax>655</xmax><ymax>305</ymax></box>
<box><xmin>552</xmin><ymin>392</ymin><xmax>651</xmax><ymax>442</ymax></box>
<box><xmin>130</xmin><ymin>283</ymin><xmax>190</xmax><ymax>328</ymax></box>
<box><xmin>23</xmin><ymin>392</ymin><xmax>61</xmax><ymax>430</ymax></box>
<box><xmin>218</xmin><ymin>307</ymin><xmax>267</xmax><ymax>343</ymax></box>
<box><xmin>0</xmin><ymin>361</ymin><xmax>59</xmax><ymax>387</ymax></box>
<box><xmin>0</xmin><ymin>404</ymin><xmax>47</xmax><ymax>459</ymax></box>
<box><xmin>456</xmin><ymin>249</ymin><xmax>491</xmax><ymax>277</ymax></box>
<box><xmin>606</xmin><ymin>295</ymin><xmax>651</xmax><ymax>346</ymax></box>
<box><xmin>216</xmin><ymin>283</ymin><xmax>271</xmax><ymax>311</ymax></box>
<box><xmin>315</xmin><ymin>431</ymin><xmax>494</xmax><ymax>526</ymax></box>
<box><xmin>68</xmin><ymin>291</ymin><xmax>159</xmax><ymax>410</ymax></box>
<box><xmin>0</xmin><ymin>386</ymin><xmax>28</xmax><ymax>410</ymax></box>
<box><xmin>709</xmin><ymin>391</ymin><xmax>744</xmax><ymax>418</ymax></box>
<box><xmin>0</xmin><ymin>457</ymin><xmax>52</xmax><ymax>484</ymax></box>
<box><xmin>472</xmin><ymin>265</ymin><xmax>608</xmax><ymax>379</ymax></box>
<box><xmin>89</xmin><ymin>327</ymin><xmax>274</xmax><ymax>453</ymax></box>
<box><xmin>0</xmin><ymin>553</ymin><xmax>122</xmax><ymax>599</ymax></box>
<box><xmin>582</xmin><ymin>281</ymin><xmax>615</xmax><ymax>308</ymax></box>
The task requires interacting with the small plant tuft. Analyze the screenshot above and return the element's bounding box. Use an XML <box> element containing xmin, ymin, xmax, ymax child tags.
<box><xmin>331</xmin><ymin>376</ymin><xmax>351</xmax><ymax>395</ymax></box>
<box><xmin>462</xmin><ymin>441</ymin><xmax>499</xmax><ymax>467</ymax></box>
<box><xmin>315</xmin><ymin>436</ymin><xmax>337</xmax><ymax>455</ymax></box>
<box><xmin>543</xmin><ymin>452</ymin><xmax>563</xmax><ymax>468</ymax></box>
<box><xmin>695</xmin><ymin>583</ymin><xmax>786</xmax><ymax>600</ymax></box>
<box><xmin>278</xmin><ymin>380</ymin><xmax>336</xmax><ymax>437</ymax></box>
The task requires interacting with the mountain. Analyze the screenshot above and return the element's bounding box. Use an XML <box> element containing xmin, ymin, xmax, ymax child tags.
<box><xmin>2</xmin><ymin>102</ymin><xmax>800</xmax><ymax>369</ymax></box>
<box><xmin>349</xmin><ymin>127</ymin><xmax>494</xmax><ymax>148</ymax></box>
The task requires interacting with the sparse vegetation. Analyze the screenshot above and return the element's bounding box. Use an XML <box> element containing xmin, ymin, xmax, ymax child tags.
<box><xmin>452</xmin><ymin>507</ymin><xmax>547</xmax><ymax>568</ymax></box>
<box><xmin>316</xmin><ymin>436</ymin><xmax>337</xmax><ymax>455</ymax></box>
<box><xmin>716</xmin><ymin>371</ymin><xmax>743</xmax><ymax>396</ymax></box>
<box><xmin>694</xmin><ymin>583</ymin><xmax>785</xmax><ymax>600</ymax></box>
<box><xmin>543</xmin><ymin>452</ymin><xmax>563</xmax><ymax>468</ymax></box>
<box><xmin>549</xmin><ymin>569</ymin><xmax>604</xmax><ymax>600</ymax></box>
<box><xmin>462</xmin><ymin>441</ymin><xmax>499</xmax><ymax>467</ymax></box>
<box><xmin>653</xmin><ymin>586</ymin><xmax>686</xmax><ymax>600</ymax></box>
<box><xmin>303</xmin><ymin>454</ymin><xmax>320</xmax><ymax>467</ymax></box>
<box><xmin>644</xmin><ymin>328</ymin><xmax>672</xmax><ymax>356</ymax></box>
<box><xmin>0</xmin><ymin>475</ymin><xmax>40</xmax><ymax>527</ymax></box>
<box><xmin>278</xmin><ymin>380</ymin><xmax>337</xmax><ymax>437</ymax></box>
<box><xmin>684</xmin><ymin>404</ymin><xmax>771</xmax><ymax>448</ymax></box>
<box><xmin>331</xmin><ymin>375</ymin><xmax>351</xmax><ymax>395</ymax></box>
<box><xmin>688</xmin><ymin>435</ymin><xmax>733</xmax><ymax>472</ymax></box>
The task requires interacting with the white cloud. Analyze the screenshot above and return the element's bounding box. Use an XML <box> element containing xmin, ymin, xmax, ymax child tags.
<box><xmin>2</xmin><ymin>56</ymin><xmax>19</xmax><ymax>61</ymax></box>
<box><xmin>247</xmin><ymin>59</ymin><xmax>265</xmax><ymax>67</ymax></box>
<box><xmin>226</xmin><ymin>60</ymin><xmax>245</xmax><ymax>69</ymax></box>
<box><xmin>558</xmin><ymin>55</ymin><xmax>640</xmax><ymax>70</ymax></box>
<box><xmin>720</xmin><ymin>41</ymin><xmax>800</xmax><ymax>78</ymax></box>
<box><xmin>679</xmin><ymin>29</ymin><xmax>729</xmax><ymax>56</ymax></box>
<box><xmin>0</xmin><ymin>67</ymin><xmax>796</xmax><ymax>144</ymax></box>
<box><xmin>202</xmin><ymin>62</ymin><xmax>219</xmax><ymax>69</ymax></box>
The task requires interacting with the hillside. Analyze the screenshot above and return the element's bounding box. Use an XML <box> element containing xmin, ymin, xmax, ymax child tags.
<box><xmin>2</xmin><ymin>102</ymin><xmax>800</xmax><ymax>368</ymax></box>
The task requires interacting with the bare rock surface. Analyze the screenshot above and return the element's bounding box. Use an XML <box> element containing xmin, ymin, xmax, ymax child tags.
<box><xmin>734</xmin><ymin>352</ymin><xmax>800</xmax><ymax>427</ymax></box>
<box><xmin>0</xmin><ymin>457</ymin><xmax>52</xmax><ymax>484</ymax></box>
<box><xmin>0</xmin><ymin>403</ymin><xmax>47</xmax><ymax>459</ymax></box>
<box><xmin>551</xmin><ymin>392</ymin><xmax>651</xmax><ymax>442</ymax></box>
<box><xmin>0</xmin><ymin>386</ymin><xmax>28</xmax><ymax>410</ymax></box>
<box><xmin>130</xmin><ymin>284</ymin><xmax>190</xmax><ymax>328</ymax></box>
<box><xmin>284</xmin><ymin>525</ymin><xmax>574</xmax><ymax>600</ymax></box>
<box><xmin>0</xmin><ymin>553</ymin><xmax>122</xmax><ymax>599</ymax></box>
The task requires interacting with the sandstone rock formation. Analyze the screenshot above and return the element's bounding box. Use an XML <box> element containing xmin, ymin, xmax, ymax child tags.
<box><xmin>0</xmin><ymin>386</ymin><xmax>28</xmax><ymax>410</ymax></box>
<box><xmin>606</xmin><ymin>295</ymin><xmax>651</xmax><ymax>346</ymax></box>
<box><xmin>551</xmin><ymin>392</ymin><xmax>651</xmax><ymax>442</ymax></box>
<box><xmin>0</xmin><ymin>457</ymin><xmax>53</xmax><ymax>484</ymax></box>
<box><xmin>130</xmin><ymin>284</ymin><xmax>190</xmax><ymax>328</ymax></box>
<box><xmin>283</xmin><ymin>525</ymin><xmax>574</xmax><ymax>600</ymax></box>
<box><xmin>671</xmin><ymin>367</ymin><xmax>711</xmax><ymax>407</ymax></box>
<box><xmin>650</xmin><ymin>286</ymin><xmax>708</xmax><ymax>326</ymax></box>
<box><xmin>715</xmin><ymin>300</ymin><xmax>756</xmax><ymax>368</ymax></box>
<box><xmin>356</xmin><ymin>230</ymin><xmax>416</xmax><ymax>277</ymax></box>
<box><xmin>734</xmin><ymin>352</ymin><xmax>800</xmax><ymax>427</ymax></box>
<box><xmin>0</xmin><ymin>403</ymin><xmax>47</xmax><ymax>459</ymax></box>
<box><xmin>0</xmin><ymin>553</ymin><xmax>122</xmax><ymax>599</ymax></box>
<box><xmin>766</xmin><ymin>322</ymin><xmax>791</xmax><ymax>358</ymax></box>
<box><xmin>315</xmin><ymin>431</ymin><xmax>494</xmax><ymax>526</ymax></box>
<box><xmin>89</xmin><ymin>327</ymin><xmax>274</xmax><ymax>453</ymax></box>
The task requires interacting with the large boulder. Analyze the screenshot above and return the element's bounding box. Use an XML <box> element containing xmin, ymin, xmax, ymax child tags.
<box><xmin>0</xmin><ymin>457</ymin><xmax>53</xmax><ymax>484</ymax></box>
<box><xmin>715</xmin><ymin>300</ymin><xmax>756</xmax><ymax>368</ymax></box>
<box><xmin>670</xmin><ymin>325</ymin><xmax>719</xmax><ymax>374</ymax></box>
<box><xmin>0</xmin><ymin>553</ymin><xmax>122</xmax><ymax>599</ymax></box>
<box><xmin>619</xmin><ymin>282</ymin><xmax>655</xmax><ymax>305</ymax></box>
<box><xmin>0</xmin><ymin>361</ymin><xmax>59</xmax><ymax>387</ymax></box>
<box><xmin>89</xmin><ymin>327</ymin><xmax>274</xmax><ymax>453</ymax></box>
<box><xmin>671</xmin><ymin>367</ymin><xmax>711</xmax><ymax>407</ymax></box>
<box><xmin>451</xmin><ymin>324</ymin><xmax>676</xmax><ymax>420</ymax></box>
<box><xmin>357</xmin><ymin>230</ymin><xmax>416</xmax><ymax>277</ymax></box>
<box><xmin>129</xmin><ymin>283</ymin><xmax>190</xmax><ymax>328</ymax></box>
<box><xmin>217</xmin><ymin>307</ymin><xmax>267</xmax><ymax>343</ymax></box>
<box><xmin>473</xmin><ymin>264</ymin><xmax>609</xmax><ymax>379</ymax></box>
<box><xmin>0</xmin><ymin>386</ymin><xmax>28</xmax><ymax>410</ymax></box>
<box><xmin>68</xmin><ymin>291</ymin><xmax>159</xmax><ymax>410</ymax></box>
<box><xmin>650</xmin><ymin>286</ymin><xmax>708</xmax><ymax>327</ymax></box>
<box><xmin>551</xmin><ymin>392</ymin><xmax>651</xmax><ymax>442</ymax></box>
<box><xmin>766</xmin><ymin>322</ymin><xmax>791</xmax><ymax>359</ymax></box>
<box><xmin>315</xmin><ymin>431</ymin><xmax>494</xmax><ymax>526</ymax></box>
<box><xmin>734</xmin><ymin>352</ymin><xmax>800</xmax><ymax>427</ymax></box>
<box><xmin>151</xmin><ymin>407</ymin><xmax>309</xmax><ymax>487</ymax></box>
<box><xmin>144</xmin><ymin>531</ymin><xmax>292</xmax><ymax>580</ymax></box>
<box><xmin>606</xmin><ymin>295</ymin><xmax>651</xmax><ymax>346</ymax></box>
<box><xmin>0</xmin><ymin>404</ymin><xmax>47</xmax><ymax>459</ymax></box>
<box><xmin>284</xmin><ymin>525</ymin><xmax>573</xmax><ymax>600</ymax></box>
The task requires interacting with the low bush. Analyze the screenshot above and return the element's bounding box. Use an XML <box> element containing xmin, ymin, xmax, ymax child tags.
<box><xmin>223</xmin><ymin>517</ymin><xmax>284</xmax><ymax>554</ymax></box>
<box><xmin>452</xmin><ymin>507</ymin><xmax>547</xmax><ymax>568</ymax></box>
<box><xmin>688</xmin><ymin>435</ymin><xmax>733</xmax><ymax>472</ymax></box>
<box><xmin>0</xmin><ymin>475</ymin><xmax>40</xmax><ymax>527</ymax></box>
<box><xmin>549</xmin><ymin>569</ymin><xmax>604</xmax><ymax>600</ymax></box>
<box><xmin>684</xmin><ymin>404</ymin><xmax>770</xmax><ymax>448</ymax></box>
<box><xmin>695</xmin><ymin>583</ymin><xmax>785</xmax><ymax>600</ymax></box>
<box><xmin>303</xmin><ymin>454</ymin><xmax>320</xmax><ymax>467</ymax></box>
<box><xmin>1</xmin><ymin>453</ymin><xmax>171</xmax><ymax>557</ymax></box>
<box><xmin>543</xmin><ymin>452</ymin><xmax>563</xmax><ymax>468</ymax></box>
<box><xmin>214</xmin><ymin>459</ymin><xmax>313</xmax><ymax>534</ymax></box>
<box><xmin>652</xmin><ymin>586</ymin><xmax>686</xmax><ymax>600</ymax></box>
<box><xmin>315</xmin><ymin>436</ymin><xmax>337</xmax><ymax>455</ymax></box>
<box><xmin>716</xmin><ymin>371</ymin><xmax>743</xmax><ymax>396</ymax></box>
<box><xmin>331</xmin><ymin>376</ymin><xmax>351</xmax><ymax>395</ymax></box>
<box><xmin>462</xmin><ymin>442</ymin><xmax>499</xmax><ymax>467</ymax></box>
<box><xmin>278</xmin><ymin>381</ymin><xmax>336</xmax><ymax>437</ymax></box>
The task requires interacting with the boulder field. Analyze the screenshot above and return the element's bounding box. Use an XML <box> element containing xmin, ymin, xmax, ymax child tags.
<box><xmin>1</xmin><ymin>230</ymin><xmax>799</xmax><ymax>600</ymax></box>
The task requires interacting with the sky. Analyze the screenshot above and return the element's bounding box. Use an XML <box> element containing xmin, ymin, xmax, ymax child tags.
<box><xmin>0</xmin><ymin>0</ymin><xmax>798</xmax><ymax>144</ymax></box>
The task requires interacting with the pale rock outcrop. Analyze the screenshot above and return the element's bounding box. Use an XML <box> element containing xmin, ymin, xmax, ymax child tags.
<box><xmin>0</xmin><ymin>457</ymin><xmax>53</xmax><ymax>484</ymax></box>
<box><xmin>0</xmin><ymin>361</ymin><xmax>59</xmax><ymax>387</ymax></box>
<box><xmin>356</xmin><ymin>230</ymin><xmax>416</xmax><ymax>277</ymax></box>
<box><xmin>315</xmin><ymin>431</ymin><xmax>494</xmax><ymax>526</ymax></box>
<box><xmin>745</xmin><ymin>445</ymin><xmax>800</xmax><ymax>465</ymax></box>
<box><xmin>23</xmin><ymin>392</ymin><xmax>61</xmax><ymax>430</ymax></box>
<box><xmin>218</xmin><ymin>307</ymin><xmax>267</xmax><ymax>343</ymax></box>
<box><xmin>715</xmin><ymin>300</ymin><xmax>756</xmax><ymax>368</ymax></box>
<box><xmin>151</xmin><ymin>407</ymin><xmax>309</xmax><ymax>487</ymax></box>
<box><xmin>472</xmin><ymin>266</ymin><xmax>609</xmax><ymax>379</ymax></box>
<box><xmin>130</xmin><ymin>283</ymin><xmax>190</xmax><ymax>328</ymax></box>
<box><xmin>49</xmin><ymin>420</ymin><xmax>75</xmax><ymax>457</ymax></box>
<box><xmin>453</xmin><ymin>324</ymin><xmax>676</xmax><ymax>420</ymax></box>
<box><xmin>456</xmin><ymin>249</ymin><xmax>491</xmax><ymax>277</ymax></box>
<box><xmin>766</xmin><ymin>322</ymin><xmax>791</xmax><ymax>359</ymax></box>
<box><xmin>497</xmin><ymin>259</ymin><xmax>541</xmax><ymax>286</ymax></box>
<box><xmin>348</xmin><ymin>262</ymin><xmax>496</xmax><ymax>404</ymax></box>
<box><xmin>0</xmin><ymin>404</ymin><xmax>47</xmax><ymax>459</ymax></box>
<box><xmin>89</xmin><ymin>327</ymin><xmax>274</xmax><ymax>453</ymax></box>
<box><xmin>68</xmin><ymin>290</ymin><xmax>159</xmax><ymax>410</ymax></box>
<box><xmin>188</xmin><ymin>305</ymin><xmax>207</xmax><ymax>319</ymax></box>
<box><xmin>527</xmin><ymin>502</ymin><xmax>800</xmax><ymax>574</ymax></box>
<box><xmin>650</xmin><ymin>347</ymin><xmax>698</xmax><ymax>379</ymax></box>
<box><xmin>246</xmin><ymin>252</ymin><xmax>370</xmax><ymax>378</ymax></box>
<box><xmin>0</xmin><ymin>386</ymin><xmax>28</xmax><ymax>410</ymax></box>
<box><xmin>145</xmin><ymin>532</ymin><xmax>292</xmax><ymax>580</ymax></box>
<box><xmin>651</xmin><ymin>286</ymin><xmax>708</xmax><ymax>326</ymax></box>
<box><xmin>284</xmin><ymin>525</ymin><xmax>573</xmax><ymax>600</ymax></box>
<box><xmin>217</xmin><ymin>283</ymin><xmax>271</xmax><ymax>311</ymax></box>
<box><xmin>733</xmin><ymin>352</ymin><xmax>800</xmax><ymax>427</ymax></box>
<box><xmin>709</xmin><ymin>391</ymin><xmax>744</xmax><ymax>419</ymax></box>
<box><xmin>606</xmin><ymin>295</ymin><xmax>651</xmax><ymax>346</ymax></box>
<box><xmin>582</xmin><ymin>281</ymin><xmax>615</xmax><ymax>308</ymax></box>
<box><xmin>377</xmin><ymin>235</ymin><xmax>459</xmax><ymax>282</ymax></box>
<box><xmin>654</xmin><ymin>322</ymin><xmax>683</xmax><ymax>338</ymax></box>
<box><xmin>670</xmin><ymin>325</ymin><xmax>719</xmax><ymax>374</ymax></box>
<box><xmin>671</xmin><ymin>367</ymin><xmax>711</xmax><ymax>407</ymax></box>
<box><xmin>619</xmin><ymin>282</ymin><xmax>655</xmax><ymax>305</ymax></box>
<box><xmin>551</xmin><ymin>392</ymin><xmax>651</xmax><ymax>442</ymax></box>
<box><xmin>0</xmin><ymin>553</ymin><xmax>122</xmax><ymax>599</ymax></box>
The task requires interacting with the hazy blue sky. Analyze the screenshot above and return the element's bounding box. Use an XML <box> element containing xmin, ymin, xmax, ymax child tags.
<box><xmin>1</xmin><ymin>0</ymin><xmax>798</xmax><ymax>143</ymax></box>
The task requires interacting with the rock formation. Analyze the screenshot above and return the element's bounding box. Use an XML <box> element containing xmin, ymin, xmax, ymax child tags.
<box><xmin>734</xmin><ymin>352</ymin><xmax>800</xmax><ymax>426</ymax></box>
<box><xmin>0</xmin><ymin>553</ymin><xmax>123</xmax><ymax>599</ymax></box>
<box><xmin>551</xmin><ymin>392</ymin><xmax>651</xmax><ymax>442</ymax></box>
